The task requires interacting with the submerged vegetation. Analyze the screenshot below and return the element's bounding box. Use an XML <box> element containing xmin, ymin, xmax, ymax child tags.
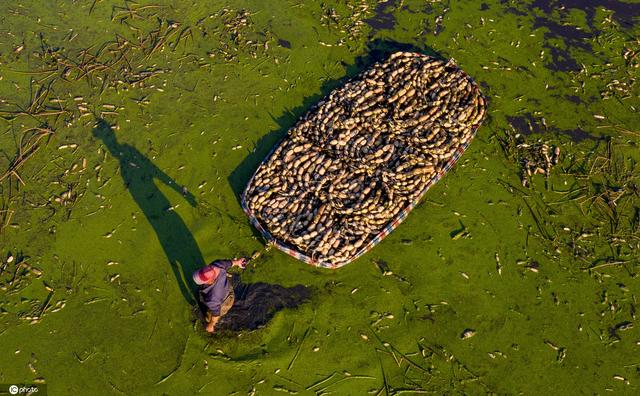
<box><xmin>0</xmin><ymin>0</ymin><xmax>638</xmax><ymax>394</ymax></box>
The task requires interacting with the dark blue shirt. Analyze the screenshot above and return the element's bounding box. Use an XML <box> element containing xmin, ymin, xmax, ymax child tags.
<box><xmin>199</xmin><ymin>260</ymin><xmax>232</xmax><ymax>316</ymax></box>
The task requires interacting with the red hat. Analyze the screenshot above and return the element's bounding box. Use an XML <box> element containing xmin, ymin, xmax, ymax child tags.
<box><xmin>193</xmin><ymin>265</ymin><xmax>218</xmax><ymax>285</ymax></box>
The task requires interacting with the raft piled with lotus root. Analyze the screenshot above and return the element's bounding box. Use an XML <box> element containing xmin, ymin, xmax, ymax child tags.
<box><xmin>242</xmin><ymin>51</ymin><xmax>486</xmax><ymax>268</ymax></box>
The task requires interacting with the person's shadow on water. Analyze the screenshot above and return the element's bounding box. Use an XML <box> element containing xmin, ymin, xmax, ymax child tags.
<box><xmin>93</xmin><ymin>119</ymin><xmax>202</xmax><ymax>305</ymax></box>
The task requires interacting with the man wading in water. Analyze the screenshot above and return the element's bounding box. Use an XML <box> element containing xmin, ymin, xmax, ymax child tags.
<box><xmin>193</xmin><ymin>258</ymin><xmax>248</xmax><ymax>333</ymax></box>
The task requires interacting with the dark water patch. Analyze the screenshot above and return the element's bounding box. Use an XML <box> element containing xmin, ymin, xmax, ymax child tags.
<box><xmin>507</xmin><ymin>113</ymin><xmax>596</xmax><ymax>142</ymax></box>
<box><xmin>562</xmin><ymin>128</ymin><xmax>594</xmax><ymax>142</ymax></box>
<box><xmin>277</xmin><ymin>38</ymin><xmax>291</xmax><ymax>49</ymax></box>
<box><xmin>414</xmin><ymin>2</ymin><xmax>447</xmax><ymax>36</ymax></box>
<box><xmin>508</xmin><ymin>114</ymin><xmax>541</xmax><ymax>135</ymax></box>
<box><xmin>547</xmin><ymin>46</ymin><xmax>581</xmax><ymax>72</ymax></box>
<box><xmin>431</xmin><ymin>3</ymin><xmax>449</xmax><ymax>36</ymax></box>
<box><xmin>505</xmin><ymin>7</ymin><xmax>528</xmax><ymax>16</ymax></box>
<box><xmin>364</xmin><ymin>0</ymin><xmax>399</xmax><ymax>31</ymax></box>
<box><xmin>530</xmin><ymin>12</ymin><xmax>593</xmax><ymax>72</ymax></box>
<box><xmin>564</xmin><ymin>94</ymin><xmax>582</xmax><ymax>104</ymax></box>
<box><xmin>519</xmin><ymin>1</ymin><xmax>612</xmax><ymax>73</ymax></box>
<box><xmin>533</xmin><ymin>18</ymin><xmax>592</xmax><ymax>50</ymax></box>
<box><xmin>218</xmin><ymin>277</ymin><xmax>311</xmax><ymax>331</ymax></box>
<box><xmin>531</xmin><ymin>0</ymin><xmax>640</xmax><ymax>30</ymax></box>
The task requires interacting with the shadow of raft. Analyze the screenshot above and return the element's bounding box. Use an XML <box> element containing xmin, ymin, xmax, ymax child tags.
<box><xmin>227</xmin><ymin>39</ymin><xmax>444</xmax><ymax>209</ymax></box>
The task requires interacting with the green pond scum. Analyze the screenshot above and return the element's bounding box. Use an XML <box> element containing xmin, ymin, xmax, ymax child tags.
<box><xmin>0</xmin><ymin>0</ymin><xmax>638</xmax><ymax>394</ymax></box>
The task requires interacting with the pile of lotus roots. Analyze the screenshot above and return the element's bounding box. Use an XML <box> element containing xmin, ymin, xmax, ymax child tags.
<box><xmin>243</xmin><ymin>51</ymin><xmax>486</xmax><ymax>267</ymax></box>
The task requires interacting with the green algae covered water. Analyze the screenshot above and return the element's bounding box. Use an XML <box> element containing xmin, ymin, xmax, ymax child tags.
<box><xmin>0</xmin><ymin>0</ymin><xmax>639</xmax><ymax>394</ymax></box>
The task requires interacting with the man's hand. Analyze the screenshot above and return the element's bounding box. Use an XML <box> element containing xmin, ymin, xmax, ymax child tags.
<box><xmin>232</xmin><ymin>257</ymin><xmax>248</xmax><ymax>269</ymax></box>
<box><xmin>206</xmin><ymin>321</ymin><xmax>216</xmax><ymax>333</ymax></box>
